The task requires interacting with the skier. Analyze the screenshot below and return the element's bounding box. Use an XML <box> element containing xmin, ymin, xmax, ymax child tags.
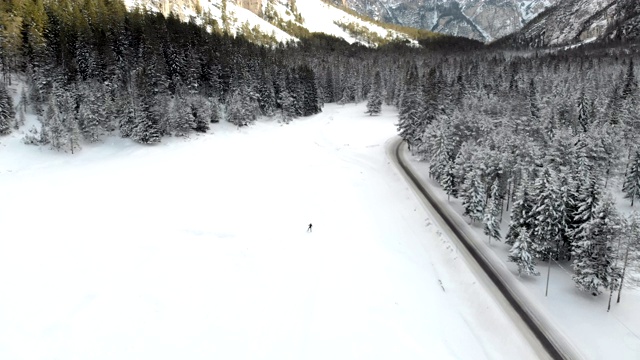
<box><xmin>307</xmin><ymin>223</ymin><xmax>312</xmax><ymax>232</ymax></box>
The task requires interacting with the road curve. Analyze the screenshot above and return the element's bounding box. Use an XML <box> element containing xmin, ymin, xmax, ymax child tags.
<box><xmin>387</xmin><ymin>137</ymin><xmax>584</xmax><ymax>360</ymax></box>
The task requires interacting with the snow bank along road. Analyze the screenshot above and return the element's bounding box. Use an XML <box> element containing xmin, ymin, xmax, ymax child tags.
<box><xmin>390</xmin><ymin>137</ymin><xmax>585</xmax><ymax>360</ymax></box>
<box><xmin>1</xmin><ymin>104</ymin><xmax>544</xmax><ymax>359</ymax></box>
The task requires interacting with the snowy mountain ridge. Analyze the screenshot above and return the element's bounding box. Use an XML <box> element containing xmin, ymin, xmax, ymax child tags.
<box><xmin>498</xmin><ymin>0</ymin><xmax>640</xmax><ymax>48</ymax></box>
<box><xmin>330</xmin><ymin>0</ymin><xmax>556</xmax><ymax>42</ymax></box>
<box><xmin>124</xmin><ymin>0</ymin><xmax>420</xmax><ymax>46</ymax></box>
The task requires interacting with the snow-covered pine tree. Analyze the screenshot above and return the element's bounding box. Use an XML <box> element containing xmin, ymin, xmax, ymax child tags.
<box><xmin>421</xmin><ymin>67</ymin><xmax>441</xmax><ymax>128</ymax></box>
<box><xmin>44</xmin><ymin>95</ymin><xmax>66</xmax><ymax>151</ymax></box>
<box><xmin>366</xmin><ymin>70</ymin><xmax>383</xmax><ymax>116</ymax></box>
<box><xmin>570</xmin><ymin>176</ymin><xmax>602</xmax><ymax>249</ymax></box>
<box><xmin>256</xmin><ymin>69</ymin><xmax>276</xmax><ymax>117</ymax></box>
<box><xmin>572</xmin><ymin>198</ymin><xmax>623</xmax><ymax>296</ymax></box>
<box><xmin>128</xmin><ymin>71</ymin><xmax>162</xmax><ymax>145</ymax></box>
<box><xmin>483</xmin><ymin>180</ymin><xmax>502</xmax><ymax>243</ymax></box>
<box><xmin>77</xmin><ymin>82</ymin><xmax>104</xmax><ymax>142</ymax></box>
<box><xmin>530</xmin><ymin>167</ymin><xmax>565</xmax><ymax>260</ymax></box>
<box><xmin>557</xmin><ymin>173</ymin><xmax>577</xmax><ymax>260</ymax></box>
<box><xmin>190</xmin><ymin>95</ymin><xmax>212</xmax><ymax>133</ymax></box>
<box><xmin>0</xmin><ymin>82</ymin><xmax>15</xmax><ymax>135</ymax></box>
<box><xmin>509</xmin><ymin>228</ymin><xmax>540</xmax><ymax>276</ymax></box>
<box><xmin>618</xmin><ymin>213</ymin><xmax>640</xmax><ymax>303</ymax></box>
<box><xmin>505</xmin><ymin>174</ymin><xmax>534</xmax><ymax>245</ymax></box>
<box><xmin>441</xmin><ymin>159</ymin><xmax>457</xmax><ymax>201</ymax></box>
<box><xmin>577</xmin><ymin>89</ymin><xmax>591</xmax><ymax>133</ymax></box>
<box><xmin>297</xmin><ymin>64</ymin><xmax>320</xmax><ymax>117</ymax></box>
<box><xmin>623</xmin><ymin>150</ymin><xmax>640</xmax><ymax>206</ymax></box>
<box><xmin>397</xmin><ymin>63</ymin><xmax>423</xmax><ymax>150</ymax></box>
<box><xmin>131</xmin><ymin>95</ymin><xmax>162</xmax><ymax>144</ymax></box>
<box><xmin>227</xmin><ymin>85</ymin><xmax>257</xmax><ymax>127</ymax></box>
<box><xmin>461</xmin><ymin>169</ymin><xmax>486</xmax><ymax>223</ymax></box>
<box><xmin>621</xmin><ymin>59</ymin><xmax>638</xmax><ymax>102</ymax></box>
<box><xmin>425</xmin><ymin>118</ymin><xmax>453</xmax><ymax>179</ymax></box>
<box><xmin>169</xmin><ymin>93</ymin><xmax>195</xmax><ymax>137</ymax></box>
<box><xmin>528</xmin><ymin>78</ymin><xmax>540</xmax><ymax>127</ymax></box>
<box><xmin>65</xmin><ymin>114</ymin><xmax>82</xmax><ymax>154</ymax></box>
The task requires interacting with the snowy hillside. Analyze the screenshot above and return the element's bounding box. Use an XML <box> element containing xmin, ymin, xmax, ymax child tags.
<box><xmin>124</xmin><ymin>0</ymin><xmax>417</xmax><ymax>46</ymax></box>
<box><xmin>333</xmin><ymin>0</ymin><xmax>556</xmax><ymax>42</ymax></box>
<box><xmin>0</xmin><ymin>91</ymin><xmax>543</xmax><ymax>359</ymax></box>
<box><xmin>499</xmin><ymin>0</ymin><xmax>640</xmax><ymax>48</ymax></box>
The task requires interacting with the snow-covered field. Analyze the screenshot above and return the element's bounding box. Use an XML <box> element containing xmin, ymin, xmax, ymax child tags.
<box><xmin>0</xmin><ymin>103</ymin><xmax>543</xmax><ymax>359</ymax></box>
<box><xmin>404</xmin><ymin>154</ymin><xmax>640</xmax><ymax>360</ymax></box>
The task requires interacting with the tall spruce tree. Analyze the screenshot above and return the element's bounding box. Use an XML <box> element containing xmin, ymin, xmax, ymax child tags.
<box><xmin>0</xmin><ymin>82</ymin><xmax>15</xmax><ymax>135</ymax></box>
<box><xmin>461</xmin><ymin>169</ymin><xmax>486</xmax><ymax>223</ymax></box>
<box><xmin>397</xmin><ymin>63</ymin><xmax>423</xmax><ymax>150</ymax></box>
<box><xmin>506</xmin><ymin>175</ymin><xmax>535</xmax><ymax>245</ymax></box>
<box><xmin>366</xmin><ymin>70</ymin><xmax>383</xmax><ymax>116</ymax></box>
<box><xmin>509</xmin><ymin>228</ymin><xmax>540</xmax><ymax>277</ymax></box>
<box><xmin>530</xmin><ymin>168</ymin><xmax>565</xmax><ymax>260</ymax></box>
<box><xmin>623</xmin><ymin>150</ymin><xmax>640</xmax><ymax>206</ymax></box>
<box><xmin>483</xmin><ymin>180</ymin><xmax>502</xmax><ymax>243</ymax></box>
<box><xmin>572</xmin><ymin>198</ymin><xmax>622</xmax><ymax>296</ymax></box>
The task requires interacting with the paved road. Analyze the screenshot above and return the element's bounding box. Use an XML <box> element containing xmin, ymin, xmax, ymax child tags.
<box><xmin>388</xmin><ymin>137</ymin><xmax>584</xmax><ymax>360</ymax></box>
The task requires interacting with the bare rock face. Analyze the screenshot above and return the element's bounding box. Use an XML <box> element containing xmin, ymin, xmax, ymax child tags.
<box><xmin>332</xmin><ymin>0</ymin><xmax>555</xmax><ymax>42</ymax></box>
<box><xmin>238</xmin><ymin>0</ymin><xmax>263</xmax><ymax>15</ymax></box>
<box><xmin>502</xmin><ymin>0</ymin><xmax>640</xmax><ymax>48</ymax></box>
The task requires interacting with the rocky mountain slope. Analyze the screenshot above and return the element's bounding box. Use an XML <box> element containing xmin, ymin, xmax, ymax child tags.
<box><xmin>331</xmin><ymin>0</ymin><xmax>555</xmax><ymax>42</ymax></box>
<box><xmin>124</xmin><ymin>0</ymin><xmax>422</xmax><ymax>46</ymax></box>
<box><xmin>497</xmin><ymin>0</ymin><xmax>640</xmax><ymax>48</ymax></box>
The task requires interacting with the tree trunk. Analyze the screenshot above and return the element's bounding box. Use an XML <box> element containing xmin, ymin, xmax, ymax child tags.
<box><xmin>617</xmin><ymin>243</ymin><xmax>632</xmax><ymax>304</ymax></box>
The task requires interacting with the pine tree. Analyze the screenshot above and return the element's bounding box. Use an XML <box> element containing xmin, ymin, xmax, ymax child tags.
<box><xmin>425</xmin><ymin>119</ymin><xmax>453</xmax><ymax>181</ymax></box>
<box><xmin>65</xmin><ymin>115</ymin><xmax>82</xmax><ymax>154</ymax></box>
<box><xmin>190</xmin><ymin>95</ymin><xmax>212</xmax><ymax>133</ymax></box>
<box><xmin>169</xmin><ymin>94</ymin><xmax>195</xmax><ymax>137</ymax></box>
<box><xmin>366</xmin><ymin>70</ymin><xmax>382</xmax><ymax>116</ymax></box>
<box><xmin>483</xmin><ymin>180</ymin><xmax>502</xmax><ymax>243</ymax></box>
<box><xmin>227</xmin><ymin>85</ymin><xmax>258</xmax><ymax>127</ymax></box>
<box><xmin>44</xmin><ymin>96</ymin><xmax>66</xmax><ymax>151</ymax></box>
<box><xmin>441</xmin><ymin>159</ymin><xmax>457</xmax><ymax>201</ymax></box>
<box><xmin>0</xmin><ymin>83</ymin><xmax>15</xmax><ymax>135</ymax></box>
<box><xmin>623</xmin><ymin>150</ymin><xmax>640</xmax><ymax>206</ymax></box>
<box><xmin>77</xmin><ymin>83</ymin><xmax>104</xmax><ymax>143</ymax></box>
<box><xmin>617</xmin><ymin>213</ymin><xmax>640</xmax><ymax>303</ymax></box>
<box><xmin>572</xmin><ymin>198</ymin><xmax>622</xmax><ymax>296</ymax></box>
<box><xmin>530</xmin><ymin>168</ymin><xmax>565</xmax><ymax>260</ymax></box>
<box><xmin>509</xmin><ymin>228</ymin><xmax>540</xmax><ymax>276</ymax></box>
<box><xmin>570</xmin><ymin>177</ymin><xmax>602</xmax><ymax>248</ymax></box>
<box><xmin>577</xmin><ymin>90</ymin><xmax>591</xmax><ymax>133</ymax></box>
<box><xmin>397</xmin><ymin>63</ymin><xmax>423</xmax><ymax>150</ymax></box>
<box><xmin>461</xmin><ymin>169</ymin><xmax>486</xmax><ymax>223</ymax></box>
<box><xmin>297</xmin><ymin>64</ymin><xmax>320</xmax><ymax>116</ymax></box>
<box><xmin>621</xmin><ymin>59</ymin><xmax>638</xmax><ymax>102</ymax></box>
<box><xmin>506</xmin><ymin>175</ymin><xmax>534</xmax><ymax>245</ymax></box>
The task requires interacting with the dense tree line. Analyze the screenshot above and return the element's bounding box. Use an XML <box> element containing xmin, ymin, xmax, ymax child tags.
<box><xmin>395</xmin><ymin>49</ymin><xmax>640</xmax><ymax>301</ymax></box>
<box><xmin>0</xmin><ymin>0</ymin><xmax>325</xmax><ymax>147</ymax></box>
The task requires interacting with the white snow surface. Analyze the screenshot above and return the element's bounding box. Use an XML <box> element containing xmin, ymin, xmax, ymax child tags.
<box><xmin>404</xmin><ymin>153</ymin><xmax>640</xmax><ymax>360</ymax></box>
<box><xmin>0</xmin><ymin>100</ymin><xmax>541</xmax><ymax>359</ymax></box>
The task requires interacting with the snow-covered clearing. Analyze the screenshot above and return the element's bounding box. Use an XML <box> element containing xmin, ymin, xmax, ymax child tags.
<box><xmin>0</xmin><ymin>102</ymin><xmax>542</xmax><ymax>359</ymax></box>
<box><xmin>404</xmin><ymin>154</ymin><xmax>640</xmax><ymax>360</ymax></box>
